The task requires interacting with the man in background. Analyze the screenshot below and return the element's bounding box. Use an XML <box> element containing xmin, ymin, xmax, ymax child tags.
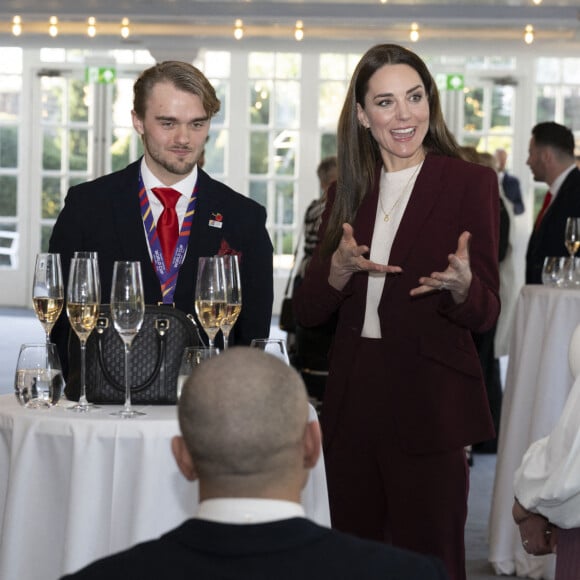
<box><xmin>525</xmin><ymin>122</ymin><xmax>580</xmax><ymax>284</ymax></box>
<box><xmin>495</xmin><ymin>148</ymin><xmax>525</xmax><ymax>215</ymax></box>
<box><xmin>62</xmin><ymin>348</ymin><xmax>448</xmax><ymax>579</ymax></box>
<box><xmin>49</xmin><ymin>61</ymin><xmax>273</xmax><ymax>382</ymax></box>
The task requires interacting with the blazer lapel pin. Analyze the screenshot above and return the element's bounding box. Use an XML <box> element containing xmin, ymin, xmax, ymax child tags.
<box><xmin>217</xmin><ymin>238</ymin><xmax>242</xmax><ymax>262</ymax></box>
<box><xmin>208</xmin><ymin>212</ymin><xmax>223</xmax><ymax>229</ymax></box>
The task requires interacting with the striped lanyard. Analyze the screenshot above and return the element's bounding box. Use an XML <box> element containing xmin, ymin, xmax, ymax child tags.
<box><xmin>139</xmin><ymin>173</ymin><xmax>198</xmax><ymax>303</ymax></box>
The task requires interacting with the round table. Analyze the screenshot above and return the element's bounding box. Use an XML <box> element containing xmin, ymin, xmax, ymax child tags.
<box><xmin>0</xmin><ymin>396</ymin><xmax>329</xmax><ymax>579</ymax></box>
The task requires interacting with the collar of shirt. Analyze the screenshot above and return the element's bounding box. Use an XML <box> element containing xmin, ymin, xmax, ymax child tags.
<box><xmin>549</xmin><ymin>163</ymin><xmax>577</xmax><ymax>200</ymax></box>
<box><xmin>140</xmin><ymin>157</ymin><xmax>198</xmax><ymax>224</ymax></box>
<box><xmin>196</xmin><ymin>498</ymin><xmax>306</xmax><ymax>524</ymax></box>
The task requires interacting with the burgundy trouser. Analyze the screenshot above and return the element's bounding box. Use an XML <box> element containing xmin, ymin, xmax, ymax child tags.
<box><xmin>323</xmin><ymin>340</ymin><xmax>469</xmax><ymax>580</ymax></box>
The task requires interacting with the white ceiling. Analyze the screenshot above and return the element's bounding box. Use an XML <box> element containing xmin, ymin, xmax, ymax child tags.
<box><xmin>2</xmin><ymin>1</ymin><xmax>580</xmax><ymax>55</ymax></box>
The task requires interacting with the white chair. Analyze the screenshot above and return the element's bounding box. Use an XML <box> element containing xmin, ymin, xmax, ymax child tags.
<box><xmin>0</xmin><ymin>230</ymin><xmax>19</xmax><ymax>268</ymax></box>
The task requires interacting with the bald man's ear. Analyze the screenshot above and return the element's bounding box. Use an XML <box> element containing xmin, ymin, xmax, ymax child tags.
<box><xmin>171</xmin><ymin>435</ymin><xmax>199</xmax><ymax>482</ymax></box>
<box><xmin>303</xmin><ymin>420</ymin><xmax>321</xmax><ymax>469</ymax></box>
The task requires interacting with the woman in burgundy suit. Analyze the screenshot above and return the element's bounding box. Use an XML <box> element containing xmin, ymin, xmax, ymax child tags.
<box><xmin>294</xmin><ymin>44</ymin><xmax>499</xmax><ymax>580</ymax></box>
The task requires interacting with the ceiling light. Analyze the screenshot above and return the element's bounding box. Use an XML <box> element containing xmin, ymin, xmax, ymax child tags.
<box><xmin>87</xmin><ymin>17</ymin><xmax>97</xmax><ymax>38</ymax></box>
<box><xmin>234</xmin><ymin>19</ymin><xmax>244</xmax><ymax>40</ymax></box>
<box><xmin>294</xmin><ymin>20</ymin><xmax>304</xmax><ymax>41</ymax></box>
<box><xmin>410</xmin><ymin>22</ymin><xmax>420</xmax><ymax>43</ymax></box>
<box><xmin>532</xmin><ymin>0</ymin><xmax>542</xmax><ymax>5</ymax></box>
<box><xmin>524</xmin><ymin>24</ymin><xmax>534</xmax><ymax>44</ymax></box>
<box><xmin>48</xmin><ymin>16</ymin><xmax>58</xmax><ymax>38</ymax></box>
<box><xmin>120</xmin><ymin>18</ymin><xmax>130</xmax><ymax>39</ymax></box>
<box><xmin>12</xmin><ymin>16</ymin><xmax>22</xmax><ymax>37</ymax></box>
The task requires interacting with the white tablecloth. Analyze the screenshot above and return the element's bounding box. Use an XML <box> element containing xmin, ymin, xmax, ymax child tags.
<box><xmin>0</xmin><ymin>396</ymin><xmax>330</xmax><ymax>580</ymax></box>
<box><xmin>489</xmin><ymin>285</ymin><xmax>580</xmax><ymax>579</ymax></box>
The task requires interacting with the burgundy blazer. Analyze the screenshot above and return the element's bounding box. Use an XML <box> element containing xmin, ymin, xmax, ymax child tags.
<box><xmin>295</xmin><ymin>153</ymin><xmax>500</xmax><ymax>454</ymax></box>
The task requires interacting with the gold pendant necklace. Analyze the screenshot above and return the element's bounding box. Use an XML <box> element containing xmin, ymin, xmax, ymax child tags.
<box><xmin>379</xmin><ymin>163</ymin><xmax>422</xmax><ymax>223</ymax></box>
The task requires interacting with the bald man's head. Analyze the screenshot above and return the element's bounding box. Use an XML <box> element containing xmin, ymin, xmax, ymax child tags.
<box><xmin>177</xmin><ymin>347</ymin><xmax>310</xmax><ymax>486</ymax></box>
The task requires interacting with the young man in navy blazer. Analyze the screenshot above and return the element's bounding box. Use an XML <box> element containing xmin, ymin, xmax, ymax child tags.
<box><xmin>61</xmin><ymin>347</ymin><xmax>448</xmax><ymax>580</ymax></box>
<box><xmin>49</xmin><ymin>61</ymin><xmax>273</xmax><ymax>379</ymax></box>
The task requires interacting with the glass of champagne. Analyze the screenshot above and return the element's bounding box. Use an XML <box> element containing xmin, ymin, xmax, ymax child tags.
<box><xmin>32</xmin><ymin>253</ymin><xmax>64</xmax><ymax>343</ymax></box>
<box><xmin>565</xmin><ymin>217</ymin><xmax>580</xmax><ymax>285</ymax></box>
<box><xmin>66</xmin><ymin>256</ymin><xmax>100</xmax><ymax>412</ymax></box>
<box><xmin>109</xmin><ymin>261</ymin><xmax>146</xmax><ymax>419</ymax></box>
<box><xmin>74</xmin><ymin>251</ymin><xmax>101</xmax><ymax>305</ymax></box>
<box><xmin>195</xmin><ymin>256</ymin><xmax>226</xmax><ymax>348</ymax></box>
<box><xmin>220</xmin><ymin>254</ymin><xmax>242</xmax><ymax>349</ymax></box>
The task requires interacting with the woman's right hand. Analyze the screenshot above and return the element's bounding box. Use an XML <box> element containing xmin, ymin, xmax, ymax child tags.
<box><xmin>328</xmin><ymin>223</ymin><xmax>402</xmax><ymax>291</ymax></box>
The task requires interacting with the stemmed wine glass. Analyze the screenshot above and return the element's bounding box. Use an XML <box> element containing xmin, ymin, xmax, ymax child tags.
<box><xmin>32</xmin><ymin>253</ymin><xmax>64</xmax><ymax>344</ymax></box>
<box><xmin>110</xmin><ymin>261</ymin><xmax>146</xmax><ymax>418</ymax></box>
<box><xmin>195</xmin><ymin>256</ymin><xmax>226</xmax><ymax>348</ymax></box>
<box><xmin>74</xmin><ymin>251</ymin><xmax>101</xmax><ymax>304</ymax></box>
<box><xmin>564</xmin><ymin>217</ymin><xmax>580</xmax><ymax>285</ymax></box>
<box><xmin>220</xmin><ymin>255</ymin><xmax>242</xmax><ymax>349</ymax></box>
<box><xmin>66</xmin><ymin>256</ymin><xmax>100</xmax><ymax>412</ymax></box>
<box><xmin>250</xmin><ymin>338</ymin><xmax>290</xmax><ymax>365</ymax></box>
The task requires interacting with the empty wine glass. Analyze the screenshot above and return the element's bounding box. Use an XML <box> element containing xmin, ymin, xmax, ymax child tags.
<box><xmin>220</xmin><ymin>255</ymin><xmax>242</xmax><ymax>349</ymax></box>
<box><xmin>177</xmin><ymin>346</ymin><xmax>220</xmax><ymax>398</ymax></box>
<box><xmin>110</xmin><ymin>261</ymin><xmax>146</xmax><ymax>419</ymax></box>
<box><xmin>32</xmin><ymin>253</ymin><xmax>64</xmax><ymax>344</ymax></box>
<box><xmin>195</xmin><ymin>256</ymin><xmax>226</xmax><ymax>348</ymax></box>
<box><xmin>14</xmin><ymin>342</ymin><xmax>64</xmax><ymax>408</ymax></box>
<box><xmin>250</xmin><ymin>338</ymin><xmax>290</xmax><ymax>365</ymax></box>
<box><xmin>542</xmin><ymin>257</ymin><xmax>562</xmax><ymax>287</ymax></box>
<box><xmin>66</xmin><ymin>257</ymin><xmax>100</xmax><ymax>412</ymax></box>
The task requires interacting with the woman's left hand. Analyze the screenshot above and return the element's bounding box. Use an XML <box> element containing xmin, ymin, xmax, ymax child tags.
<box><xmin>410</xmin><ymin>231</ymin><xmax>473</xmax><ymax>304</ymax></box>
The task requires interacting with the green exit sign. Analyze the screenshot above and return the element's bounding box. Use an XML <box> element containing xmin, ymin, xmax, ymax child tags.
<box><xmin>436</xmin><ymin>73</ymin><xmax>465</xmax><ymax>91</ymax></box>
<box><xmin>85</xmin><ymin>66</ymin><xmax>117</xmax><ymax>84</ymax></box>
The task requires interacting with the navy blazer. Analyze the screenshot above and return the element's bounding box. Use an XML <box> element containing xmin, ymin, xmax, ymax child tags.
<box><xmin>502</xmin><ymin>171</ymin><xmax>525</xmax><ymax>215</ymax></box>
<box><xmin>526</xmin><ymin>167</ymin><xmax>580</xmax><ymax>284</ymax></box>
<box><xmin>295</xmin><ymin>153</ymin><xmax>499</xmax><ymax>454</ymax></box>
<box><xmin>60</xmin><ymin>517</ymin><xmax>449</xmax><ymax>580</ymax></box>
<box><xmin>49</xmin><ymin>160</ymin><xmax>273</xmax><ymax>375</ymax></box>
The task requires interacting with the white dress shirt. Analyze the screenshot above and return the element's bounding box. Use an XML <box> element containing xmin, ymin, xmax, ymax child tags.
<box><xmin>196</xmin><ymin>498</ymin><xmax>306</xmax><ymax>524</ymax></box>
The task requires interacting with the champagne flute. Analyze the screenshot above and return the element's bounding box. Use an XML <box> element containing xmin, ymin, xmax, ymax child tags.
<box><xmin>195</xmin><ymin>256</ymin><xmax>226</xmax><ymax>348</ymax></box>
<box><xmin>565</xmin><ymin>217</ymin><xmax>580</xmax><ymax>285</ymax></box>
<box><xmin>250</xmin><ymin>338</ymin><xmax>290</xmax><ymax>365</ymax></box>
<box><xmin>109</xmin><ymin>261</ymin><xmax>146</xmax><ymax>419</ymax></box>
<box><xmin>220</xmin><ymin>255</ymin><xmax>242</xmax><ymax>349</ymax></box>
<box><xmin>66</xmin><ymin>257</ymin><xmax>100</xmax><ymax>412</ymax></box>
<box><xmin>74</xmin><ymin>251</ymin><xmax>101</xmax><ymax>305</ymax></box>
<box><xmin>32</xmin><ymin>253</ymin><xmax>64</xmax><ymax>344</ymax></box>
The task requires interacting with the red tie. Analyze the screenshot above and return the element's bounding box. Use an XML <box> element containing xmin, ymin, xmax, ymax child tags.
<box><xmin>534</xmin><ymin>191</ymin><xmax>553</xmax><ymax>231</ymax></box>
<box><xmin>152</xmin><ymin>187</ymin><xmax>181</xmax><ymax>268</ymax></box>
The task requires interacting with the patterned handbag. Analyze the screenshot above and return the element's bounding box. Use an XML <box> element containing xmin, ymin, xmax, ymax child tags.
<box><xmin>66</xmin><ymin>304</ymin><xmax>202</xmax><ymax>404</ymax></box>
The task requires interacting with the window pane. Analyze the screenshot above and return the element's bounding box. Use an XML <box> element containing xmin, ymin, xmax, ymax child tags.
<box><xmin>536</xmin><ymin>58</ymin><xmax>560</xmax><ymax>84</ymax></box>
<box><xmin>491</xmin><ymin>85</ymin><xmax>514</xmax><ymax>131</ymax></box>
<box><xmin>249</xmin><ymin>132</ymin><xmax>268</xmax><ymax>174</ymax></box>
<box><xmin>563</xmin><ymin>59</ymin><xmax>580</xmax><ymax>84</ymax></box>
<box><xmin>204</xmin><ymin>129</ymin><xmax>226</xmax><ymax>174</ymax></box>
<box><xmin>275</xmin><ymin>54</ymin><xmax>300</xmax><ymax>79</ymax></box>
<box><xmin>69</xmin><ymin>80</ymin><xmax>88</xmax><ymax>123</ymax></box>
<box><xmin>0</xmin><ymin>223</ymin><xmax>18</xmax><ymax>268</ymax></box>
<box><xmin>276</xmin><ymin>181</ymin><xmax>294</xmax><ymax>225</ymax></box>
<box><xmin>41</xmin><ymin>78</ymin><xmax>64</xmax><ymax>124</ymax></box>
<box><xmin>249</xmin><ymin>53</ymin><xmax>274</xmax><ymax>78</ymax></box>
<box><xmin>319</xmin><ymin>81</ymin><xmax>345</xmax><ymax>129</ymax></box>
<box><xmin>0</xmin><ymin>127</ymin><xmax>18</xmax><ymax>168</ymax></box>
<box><xmin>464</xmin><ymin>88</ymin><xmax>484</xmax><ymax>132</ymax></box>
<box><xmin>43</xmin><ymin>128</ymin><xmax>63</xmax><ymax>170</ymax></box>
<box><xmin>111</xmin><ymin>127</ymin><xmax>133</xmax><ymax>172</ymax></box>
<box><xmin>275</xmin><ymin>81</ymin><xmax>299</xmax><ymax>127</ymax></box>
<box><xmin>250</xmin><ymin>81</ymin><xmax>272</xmax><ymax>125</ymax></box>
<box><xmin>0</xmin><ymin>176</ymin><xmax>17</xmax><ymax>216</ymax></box>
<box><xmin>536</xmin><ymin>86</ymin><xmax>557</xmax><ymax>124</ymax></box>
<box><xmin>41</xmin><ymin>225</ymin><xmax>52</xmax><ymax>253</ymax></box>
<box><xmin>320</xmin><ymin>54</ymin><xmax>347</xmax><ymax>79</ymax></box>
<box><xmin>274</xmin><ymin>130</ymin><xmax>297</xmax><ymax>176</ymax></box>
<box><xmin>249</xmin><ymin>181</ymin><xmax>267</xmax><ymax>208</ymax></box>
<box><xmin>0</xmin><ymin>75</ymin><xmax>21</xmax><ymax>119</ymax></box>
<box><xmin>564</xmin><ymin>87</ymin><xmax>580</xmax><ymax>132</ymax></box>
<box><xmin>42</xmin><ymin>177</ymin><xmax>62</xmax><ymax>219</ymax></box>
<box><xmin>0</xmin><ymin>48</ymin><xmax>22</xmax><ymax>74</ymax></box>
<box><xmin>69</xmin><ymin>129</ymin><xmax>88</xmax><ymax>171</ymax></box>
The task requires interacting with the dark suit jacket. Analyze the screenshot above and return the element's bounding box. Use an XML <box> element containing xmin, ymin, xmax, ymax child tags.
<box><xmin>49</xmin><ymin>159</ymin><xmax>273</xmax><ymax>375</ymax></box>
<box><xmin>295</xmin><ymin>153</ymin><xmax>499</xmax><ymax>454</ymax></box>
<box><xmin>60</xmin><ymin>517</ymin><xmax>449</xmax><ymax>579</ymax></box>
<box><xmin>526</xmin><ymin>167</ymin><xmax>580</xmax><ymax>284</ymax></box>
<box><xmin>502</xmin><ymin>171</ymin><xmax>525</xmax><ymax>215</ymax></box>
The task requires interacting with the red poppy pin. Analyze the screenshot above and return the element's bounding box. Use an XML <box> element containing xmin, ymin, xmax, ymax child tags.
<box><xmin>208</xmin><ymin>212</ymin><xmax>223</xmax><ymax>229</ymax></box>
<box><xmin>217</xmin><ymin>239</ymin><xmax>242</xmax><ymax>261</ymax></box>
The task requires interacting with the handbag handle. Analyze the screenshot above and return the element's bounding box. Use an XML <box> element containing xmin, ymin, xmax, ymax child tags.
<box><xmin>94</xmin><ymin>315</ymin><xmax>169</xmax><ymax>393</ymax></box>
